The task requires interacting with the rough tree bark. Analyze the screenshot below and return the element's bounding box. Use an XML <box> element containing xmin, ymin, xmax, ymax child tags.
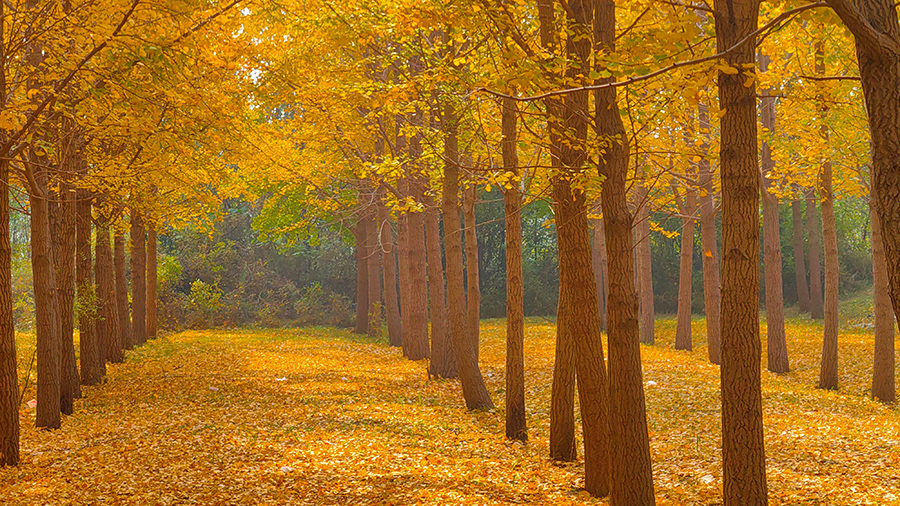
<box><xmin>76</xmin><ymin>182</ymin><xmax>101</xmax><ymax>385</ymax></box>
<box><xmin>591</xmin><ymin>215</ymin><xmax>609</xmax><ymax>331</ymax></box>
<box><xmin>404</xmin><ymin>173</ymin><xmax>430</xmax><ymax>360</ymax></box>
<box><xmin>0</xmin><ymin>157</ymin><xmax>18</xmax><ymax>464</ymax></box>
<box><xmin>674</xmin><ymin>182</ymin><xmax>696</xmax><ymax>351</ymax></box>
<box><xmin>463</xmin><ymin>184</ymin><xmax>481</xmax><ymax>361</ymax></box>
<box><xmin>760</xmin><ymin>60</ymin><xmax>789</xmax><ymax>374</ymax></box>
<box><xmin>96</xmin><ymin>217</ymin><xmax>121</xmax><ymax>365</ymax></box>
<box><xmin>596</xmin><ymin>0</ymin><xmax>653</xmax><ymax>501</ymax></box>
<box><xmin>635</xmin><ymin>185</ymin><xmax>655</xmax><ymax>345</ymax></box>
<box><xmin>147</xmin><ymin>226</ymin><xmax>158</xmax><ymax>339</ymax></box>
<box><xmin>442</xmin><ymin>102</ymin><xmax>493</xmax><ymax>410</ymax></box>
<box><xmin>131</xmin><ymin>210</ymin><xmax>147</xmax><ymax>346</ymax></box>
<box><xmin>114</xmin><ymin>232</ymin><xmax>134</xmax><ymax>351</ymax></box>
<box><xmin>713</xmin><ymin>0</ymin><xmax>769</xmax><ymax>503</ymax></box>
<box><xmin>871</xmin><ymin>198</ymin><xmax>895</xmax><ymax>403</ymax></box>
<box><xmin>501</xmin><ymin>95</ymin><xmax>526</xmax><ymax>441</ymax></box>
<box><xmin>817</xmin><ymin>44</ymin><xmax>840</xmax><ymax>391</ymax></box>
<box><xmin>425</xmin><ymin>195</ymin><xmax>455</xmax><ymax>378</ymax></box>
<box><xmin>807</xmin><ymin>194</ymin><xmax>824</xmax><ymax>319</ymax></box>
<box><xmin>378</xmin><ymin>192</ymin><xmax>403</xmax><ymax>348</ymax></box>
<box><xmin>698</xmin><ymin>102</ymin><xmax>722</xmax><ymax>365</ymax></box>
<box><xmin>791</xmin><ymin>199</ymin><xmax>810</xmax><ymax>313</ymax></box>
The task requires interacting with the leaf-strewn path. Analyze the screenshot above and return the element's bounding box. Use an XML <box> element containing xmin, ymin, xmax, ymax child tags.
<box><xmin>2</xmin><ymin>320</ymin><xmax>899</xmax><ymax>505</ymax></box>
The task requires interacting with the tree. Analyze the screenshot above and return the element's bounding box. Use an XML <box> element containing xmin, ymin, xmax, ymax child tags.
<box><xmin>807</xmin><ymin>194</ymin><xmax>824</xmax><ymax>319</ymax></box>
<box><xmin>114</xmin><ymin>231</ymin><xmax>134</xmax><ymax>351</ymax></box>
<box><xmin>463</xmin><ymin>184</ymin><xmax>481</xmax><ymax>360</ymax></box>
<box><xmin>425</xmin><ymin>196</ymin><xmax>455</xmax><ymax>378</ymax></box>
<box><xmin>96</xmin><ymin>212</ymin><xmax>122</xmax><ymax>365</ymax></box>
<box><xmin>870</xmin><ymin>194</ymin><xmax>895</xmax><ymax>403</ymax></box>
<box><xmin>697</xmin><ymin>102</ymin><xmax>722</xmax><ymax>365</ymax></box>
<box><xmin>131</xmin><ymin>210</ymin><xmax>147</xmax><ymax>346</ymax></box>
<box><xmin>791</xmin><ymin>198</ymin><xmax>810</xmax><ymax>313</ymax></box>
<box><xmin>0</xmin><ymin>156</ymin><xmax>18</xmax><ymax>464</ymax></box>
<box><xmin>378</xmin><ymin>194</ymin><xmax>403</xmax><ymax>348</ymax></box>
<box><xmin>634</xmin><ymin>185</ymin><xmax>655</xmax><ymax>345</ymax></box>
<box><xmin>713</xmin><ymin>0</ymin><xmax>768</xmax><ymax>503</ymax></box>
<box><xmin>673</xmin><ymin>177</ymin><xmax>696</xmax><ymax>352</ymax></box>
<box><xmin>147</xmin><ymin>225</ymin><xmax>158</xmax><ymax>339</ymax></box>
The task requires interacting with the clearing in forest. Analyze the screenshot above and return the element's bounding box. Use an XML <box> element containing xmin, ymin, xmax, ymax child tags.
<box><xmin>1</xmin><ymin>319</ymin><xmax>898</xmax><ymax>505</ymax></box>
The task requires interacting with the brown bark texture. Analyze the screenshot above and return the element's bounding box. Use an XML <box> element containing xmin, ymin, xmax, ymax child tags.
<box><xmin>130</xmin><ymin>211</ymin><xmax>147</xmax><ymax>346</ymax></box>
<box><xmin>591</xmin><ymin>215</ymin><xmax>609</xmax><ymax>331</ymax></box>
<box><xmin>635</xmin><ymin>187</ymin><xmax>655</xmax><ymax>345</ymax></box>
<box><xmin>76</xmin><ymin>186</ymin><xmax>100</xmax><ymax>385</ymax></box>
<box><xmin>501</xmin><ymin>96</ymin><xmax>526</xmax><ymax>441</ymax></box>
<box><xmin>96</xmin><ymin>221</ymin><xmax>122</xmax><ymax>364</ymax></box>
<box><xmin>698</xmin><ymin>102</ymin><xmax>722</xmax><ymax>365</ymax></box>
<box><xmin>378</xmin><ymin>196</ymin><xmax>403</xmax><ymax>348</ymax></box>
<box><xmin>0</xmin><ymin>159</ymin><xmax>19</xmax><ymax>464</ymax></box>
<box><xmin>596</xmin><ymin>1</ymin><xmax>654</xmax><ymax>501</ymax></box>
<box><xmin>791</xmin><ymin>199</ymin><xmax>810</xmax><ymax>313</ymax></box>
<box><xmin>714</xmin><ymin>1</ymin><xmax>769</xmax><ymax>503</ymax></box>
<box><xmin>353</xmin><ymin>205</ymin><xmax>369</xmax><ymax>335</ymax></box>
<box><xmin>463</xmin><ymin>184</ymin><xmax>481</xmax><ymax>361</ymax></box>
<box><xmin>870</xmin><ymin>199</ymin><xmax>895</xmax><ymax>403</ymax></box>
<box><xmin>425</xmin><ymin>198</ymin><xmax>455</xmax><ymax>378</ymax></box>
<box><xmin>147</xmin><ymin>226</ymin><xmax>158</xmax><ymax>339</ymax></box>
<box><xmin>442</xmin><ymin>103</ymin><xmax>493</xmax><ymax>410</ymax></box>
<box><xmin>114</xmin><ymin>233</ymin><xmax>134</xmax><ymax>351</ymax></box>
<box><xmin>404</xmin><ymin>176</ymin><xmax>429</xmax><ymax>361</ymax></box>
<box><xmin>760</xmin><ymin>74</ymin><xmax>789</xmax><ymax>374</ymax></box>
<box><xmin>807</xmin><ymin>195</ymin><xmax>824</xmax><ymax>319</ymax></box>
<box><xmin>674</xmin><ymin>184</ymin><xmax>696</xmax><ymax>351</ymax></box>
<box><xmin>30</xmin><ymin>162</ymin><xmax>61</xmax><ymax>429</ymax></box>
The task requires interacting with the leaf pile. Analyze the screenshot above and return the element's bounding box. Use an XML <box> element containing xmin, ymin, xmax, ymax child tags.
<box><xmin>1</xmin><ymin>318</ymin><xmax>898</xmax><ymax>505</ymax></box>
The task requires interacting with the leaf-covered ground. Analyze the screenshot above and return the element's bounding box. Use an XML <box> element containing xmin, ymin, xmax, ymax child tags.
<box><xmin>2</xmin><ymin>318</ymin><xmax>898</xmax><ymax>505</ymax></box>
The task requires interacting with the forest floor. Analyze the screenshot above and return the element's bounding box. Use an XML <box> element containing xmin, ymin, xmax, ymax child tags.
<box><xmin>2</xmin><ymin>316</ymin><xmax>899</xmax><ymax>505</ymax></box>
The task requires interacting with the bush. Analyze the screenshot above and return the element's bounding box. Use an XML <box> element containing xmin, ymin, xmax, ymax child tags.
<box><xmin>295</xmin><ymin>283</ymin><xmax>353</xmax><ymax>327</ymax></box>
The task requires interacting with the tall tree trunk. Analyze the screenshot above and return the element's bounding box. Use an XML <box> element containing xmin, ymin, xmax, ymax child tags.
<box><xmin>404</xmin><ymin>175</ymin><xmax>429</xmax><ymax>360</ymax></box>
<box><xmin>714</xmin><ymin>1</ymin><xmax>769</xmax><ymax>503</ymax></box>
<box><xmin>817</xmin><ymin>45</ymin><xmax>840</xmax><ymax>391</ymax></box>
<box><xmin>760</xmin><ymin>64</ymin><xmax>789</xmax><ymax>374</ymax></box>
<box><xmin>96</xmin><ymin>219</ymin><xmax>121</xmax><ymax>365</ymax></box>
<box><xmin>426</xmin><ymin>198</ymin><xmax>455</xmax><ymax>378</ymax></box>
<box><xmin>130</xmin><ymin>211</ymin><xmax>146</xmax><ymax>346</ymax></box>
<box><xmin>114</xmin><ymin>233</ymin><xmax>133</xmax><ymax>351</ymax></box>
<box><xmin>698</xmin><ymin>102</ymin><xmax>722</xmax><ymax>365</ymax></box>
<box><xmin>442</xmin><ymin>102</ymin><xmax>493</xmax><ymax>410</ymax></box>
<box><xmin>366</xmin><ymin>194</ymin><xmax>383</xmax><ymax>339</ymax></box>
<box><xmin>674</xmin><ymin>184</ymin><xmax>696</xmax><ymax>351</ymax></box>
<box><xmin>871</xmin><ymin>198</ymin><xmax>895</xmax><ymax>403</ymax></box>
<box><xmin>549</xmin><ymin>289</ymin><xmax>576</xmax><ymax>461</ymax></box>
<box><xmin>792</xmin><ymin>199</ymin><xmax>810</xmax><ymax>313</ymax></box>
<box><xmin>463</xmin><ymin>184</ymin><xmax>481</xmax><ymax>361</ymax></box>
<box><xmin>76</xmin><ymin>186</ymin><xmax>100</xmax><ymax>385</ymax></box>
<box><xmin>596</xmin><ymin>0</ymin><xmax>653</xmax><ymax>501</ymax></box>
<box><xmin>353</xmin><ymin>202</ymin><xmax>369</xmax><ymax>335</ymax></box>
<box><xmin>0</xmin><ymin>158</ymin><xmax>19</xmax><ymax>464</ymax></box>
<box><xmin>146</xmin><ymin>226</ymin><xmax>158</xmax><ymax>339</ymax></box>
<box><xmin>378</xmin><ymin>194</ymin><xmax>403</xmax><ymax>348</ymax></box>
<box><xmin>635</xmin><ymin>187</ymin><xmax>655</xmax><ymax>345</ymax></box>
<box><xmin>807</xmin><ymin>194</ymin><xmax>824</xmax><ymax>319</ymax></box>
<box><xmin>501</xmin><ymin>95</ymin><xmax>526</xmax><ymax>441</ymax></box>
<box><xmin>51</xmin><ymin>162</ymin><xmax>80</xmax><ymax>414</ymax></box>
<box><xmin>28</xmin><ymin>162</ymin><xmax>61</xmax><ymax>429</ymax></box>
<box><xmin>591</xmin><ymin>216</ymin><xmax>609</xmax><ymax>331</ymax></box>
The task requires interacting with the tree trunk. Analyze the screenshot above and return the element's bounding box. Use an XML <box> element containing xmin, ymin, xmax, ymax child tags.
<box><xmin>596</xmin><ymin>1</ymin><xmax>654</xmax><ymax>501</ymax></box>
<box><xmin>635</xmin><ymin>187</ymin><xmax>655</xmax><ymax>345</ymax></box>
<box><xmin>426</xmin><ymin>198</ymin><xmax>455</xmax><ymax>378</ymax></box>
<box><xmin>50</xmin><ymin>164</ymin><xmax>79</xmax><ymax>414</ymax></box>
<box><xmin>96</xmin><ymin>219</ymin><xmax>121</xmax><ymax>365</ymax></box>
<box><xmin>760</xmin><ymin>66</ymin><xmax>789</xmax><ymax>374</ymax></box>
<box><xmin>404</xmin><ymin>175</ymin><xmax>429</xmax><ymax>360</ymax></box>
<box><xmin>442</xmin><ymin>103</ymin><xmax>493</xmax><ymax>410</ymax></box>
<box><xmin>353</xmin><ymin>203</ymin><xmax>369</xmax><ymax>335</ymax></box>
<box><xmin>146</xmin><ymin>226</ymin><xmax>158</xmax><ymax>339</ymax></box>
<box><xmin>378</xmin><ymin>194</ymin><xmax>403</xmax><ymax>348</ymax></box>
<box><xmin>792</xmin><ymin>199</ymin><xmax>810</xmax><ymax>313</ymax></box>
<box><xmin>817</xmin><ymin>45</ymin><xmax>840</xmax><ymax>391</ymax></box>
<box><xmin>114</xmin><ymin>233</ymin><xmax>134</xmax><ymax>351</ymax></box>
<box><xmin>871</xmin><ymin>198</ymin><xmax>895</xmax><ymax>403</ymax></box>
<box><xmin>366</xmin><ymin>194</ymin><xmax>383</xmax><ymax>338</ymax></box>
<box><xmin>714</xmin><ymin>1</ymin><xmax>769</xmax><ymax>503</ymax></box>
<box><xmin>591</xmin><ymin>215</ymin><xmax>609</xmax><ymax>331</ymax></box>
<box><xmin>502</xmin><ymin>95</ymin><xmax>526</xmax><ymax>441</ymax></box>
<box><xmin>698</xmin><ymin>102</ymin><xmax>722</xmax><ymax>365</ymax></box>
<box><xmin>463</xmin><ymin>184</ymin><xmax>481</xmax><ymax>361</ymax></box>
<box><xmin>29</xmin><ymin>162</ymin><xmax>61</xmax><ymax>429</ymax></box>
<box><xmin>0</xmin><ymin>158</ymin><xmax>19</xmax><ymax>464</ymax></box>
<box><xmin>76</xmin><ymin>186</ymin><xmax>100</xmax><ymax>385</ymax></box>
<box><xmin>130</xmin><ymin>210</ymin><xmax>146</xmax><ymax>346</ymax></box>
<box><xmin>807</xmin><ymin>194</ymin><xmax>824</xmax><ymax>319</ymax></box>
<box><xmin>675</xmin><ymin>185</ymin><xmax>696</xmax><ymax>351</ymax></box>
